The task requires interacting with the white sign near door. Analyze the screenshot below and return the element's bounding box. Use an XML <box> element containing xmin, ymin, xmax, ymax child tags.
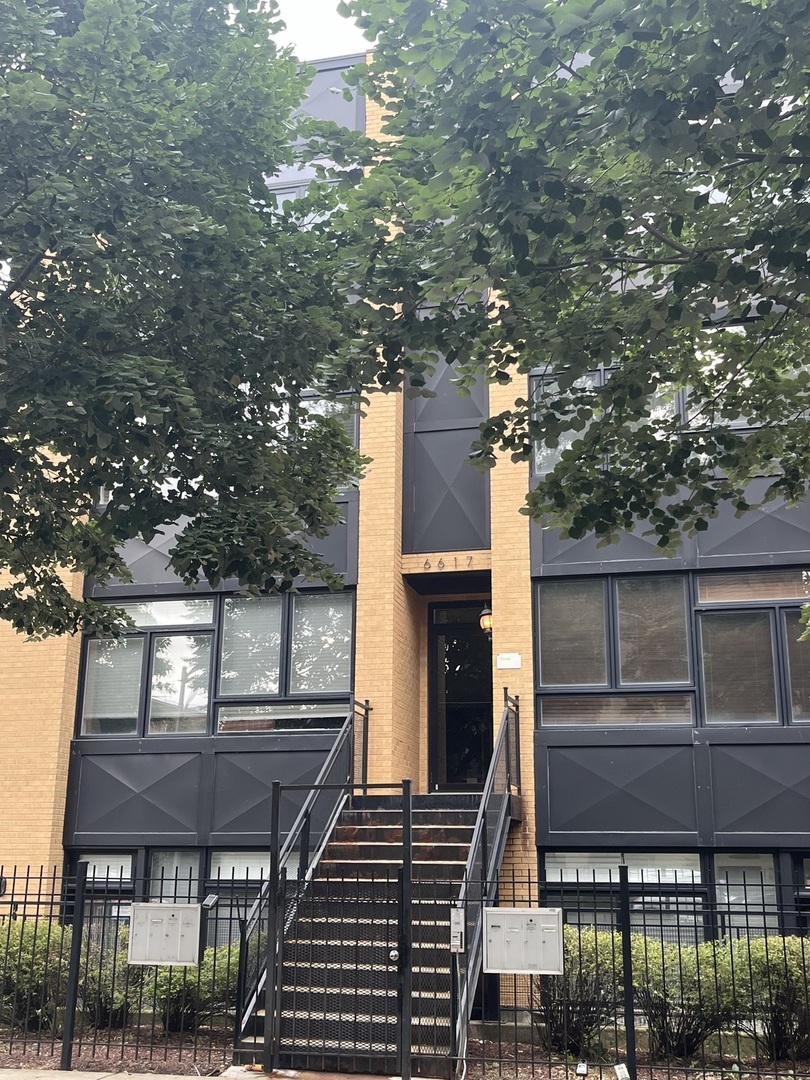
<box><xmin>496</xmin><ymin>653</ymin><xmax>521</xmax><ymax>669</ymax></box>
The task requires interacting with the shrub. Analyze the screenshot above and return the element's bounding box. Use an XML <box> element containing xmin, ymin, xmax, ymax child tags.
<box><xmin>531</xmin><ymin>926</ymin><xmax>623</xmax><ymax>1059</ymax></box>
<box><xmin>80</xmin><ymin>926</ymin><xmax>140</xmax><ymax>1030</ymax></box>
<box><xmin>631</xmin><ymin>936</ymin><xmax>734</xmax><ymax>1060</ymax></box>
<box><xmin>0</xmin><ymin>918</ymin><xmax>71</xmax><ymax>1031</ymax></box>
<box><xmin>732</xmin><ymin>935</ymin><xmax>810</xmax><ymax>1061</ymax></box>
<box><xmin>154</xmin><ymin>944</ymin><xmax>237</xmax><ymax>1033</ymax></box>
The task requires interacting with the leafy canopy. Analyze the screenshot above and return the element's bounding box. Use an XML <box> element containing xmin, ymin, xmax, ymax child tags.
<box><xmin>340</xmin><ymin>0</ymin><xmax>810</xmax><ymax>549</ymax></box>
<box><xmin>0</xmin><ymin>0</ymin><xmax>365</xmax><ymax>635</ymax></box>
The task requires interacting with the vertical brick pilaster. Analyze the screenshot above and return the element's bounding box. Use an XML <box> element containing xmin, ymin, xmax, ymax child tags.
<box><xmin>487</xmin><ymin>377</ymin><xmax>537</xmax><ymax>883</ymax></box>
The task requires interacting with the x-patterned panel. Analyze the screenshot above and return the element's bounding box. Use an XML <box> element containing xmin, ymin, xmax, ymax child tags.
<box><xmin>697</xmin><ymin>478</ymin><xmax>810</xmax><ymax>561</ymax></box>
<box><xmin>535</xmin><ymin>520</ymin><xmax>695</xmax><ymax>572</ymax></box>
<box><xmin>710</xmin><ymin>744</ymin><xmax>810</xmax><ymax>835</ymax></box>
<box><xmin>409</xmin><ymin>430</ymin><xmax>489</xmax><ymax>552</ymax></box>
<box><xmin>409</xmin><ymin>364</ymin><xmax>489</xmax><ymax>425</ymax></box>
<box><xmin>211</xmin><ymin>752</ymin><xmax>324</xmax><ymax>838</ymax></box>
<box><xmin>73</xmin><ymin>753</ymin><xmax>200</xmax><ymax>837</ymax></box>
<box><xmin>545</xmin><ymin>746</ymin><xmax>698</xmax><ymax>836</ymax></box>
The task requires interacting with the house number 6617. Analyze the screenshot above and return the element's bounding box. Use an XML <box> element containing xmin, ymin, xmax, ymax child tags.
<box><xmin>423</xmin><ymin>556</ymin><xmax>474</xmax><ymax>571</ymax></box>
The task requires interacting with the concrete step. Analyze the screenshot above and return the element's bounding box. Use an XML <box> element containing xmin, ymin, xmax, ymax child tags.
<box><xmin>323</xmin><ymin>841</ymin><xmax>472</xmax><ymax>863</ymax></box>
<box><xmin>333</xmin><ymin>823</ymin><xmax>475</xmax><ymax>844</ymax></box>
<box><xmin>317</xmin><ymin>859</ymin><xmax>468</xmax><ymax>881</ymax></box>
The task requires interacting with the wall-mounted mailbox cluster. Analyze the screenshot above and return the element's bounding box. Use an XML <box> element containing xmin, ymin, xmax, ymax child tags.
<box><xmin>128</xmin><ymin>903</ymin><xmax>202</xmax><ymax>967</ymax></box>
<box><xmin>483</xmin><ymin>908</ymin><xmax>564</xmax><ymax>975</ymax></box>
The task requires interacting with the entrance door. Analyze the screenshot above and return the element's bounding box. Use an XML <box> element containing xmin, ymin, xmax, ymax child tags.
<box><xmin>429</xmin><ymin>602</ymin><xmax>493</xmax><ymax>791</ymax></box>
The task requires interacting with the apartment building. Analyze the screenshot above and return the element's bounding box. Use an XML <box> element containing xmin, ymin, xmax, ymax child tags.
<box><xmin>3</xmin><ymin>52</ymin><xmax>810</xmax><ymax>933</ymax></box>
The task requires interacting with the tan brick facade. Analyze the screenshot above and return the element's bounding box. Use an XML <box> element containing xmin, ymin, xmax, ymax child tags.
<box><xmin>0</xmin><ymin>571</ymin><xmax>83</xmax><ymax>870</ymax></box>
<box><xmin>354</xmin><ymin>373</ymin><xmax>536</xmax><ymax>858</ymax></box>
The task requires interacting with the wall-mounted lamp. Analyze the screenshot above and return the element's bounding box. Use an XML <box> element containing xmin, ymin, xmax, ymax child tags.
<box><xmin>479</xmin><ymin>605</ymin><xmax>493</xmax><ymax>641</ymax></box>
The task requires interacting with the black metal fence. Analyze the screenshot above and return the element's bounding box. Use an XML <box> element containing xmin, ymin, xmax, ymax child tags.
<box><xmin>0</xmin><ymin>864</ymin><xmax>252</xmax><ymax>1072</ymax></box>
<box><xmin>464</xmin><ymin>866</ymin><xmax>810</xmax><ymax>1080</ymax></box>
<box><xmin>2</xmin><ymin>860</ymin><xmax>810</xmax><ymax>1077</ymax></box>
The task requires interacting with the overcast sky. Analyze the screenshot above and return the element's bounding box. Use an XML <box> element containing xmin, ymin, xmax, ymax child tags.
<box><xmin>275</xmin><ymin>0</ymin><xmax>369</xmax><ymax>62</ymax></box>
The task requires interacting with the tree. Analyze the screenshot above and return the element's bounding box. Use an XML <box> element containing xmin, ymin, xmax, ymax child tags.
<box><xmin>0</xmin><ymin>0</ymin><xmax>364</xmax><ymax>636</ymax></box>
<box><xmin>339</xmin><ymin>0</ymin><xmax>810</xmax><ymax>551</ymax></box>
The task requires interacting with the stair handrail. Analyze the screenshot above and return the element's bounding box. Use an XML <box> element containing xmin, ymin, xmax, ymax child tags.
<box><xmin>236</xmin><ymin>698</ymin><xmax>370</xmax><ymax>1039</ymax></box>
<box><xmin>452</xmin><ymin>692</ymin><xmax>518</xmax><ymax>1072</ymax></box>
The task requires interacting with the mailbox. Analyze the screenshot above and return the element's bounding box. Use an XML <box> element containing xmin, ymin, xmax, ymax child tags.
<box><xmin>483</xmin><ymin>907</ymin><xmax>563</xmax><ymax>975</ymax></box>
<box><xmin>128</xmin><ymin>903</ymin><xmax>202</xmax><ymax>967</ymax></box>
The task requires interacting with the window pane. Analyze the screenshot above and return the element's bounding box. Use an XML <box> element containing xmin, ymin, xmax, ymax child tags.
<box><xmin>698</xmin><ymin>570</ymin><xmax>810</xmax><ymax>604</ymax></box>
<box><xmin>541</xmin><ymin>695</ymin><xmax>693</xmax><ymax>726</ymax></box>
<box><xmin>545</xmin><ymin>852</ymin><xmax>700</xmax><ymax>883</ymax></box>
<box><xmin>148</xmin><ymin>634</ymin><xmax>212</xmax><ymax>734</ymax></box>
<box><xmin>209</xmin><ymin>851</ymin><xmax>270</xmax><ymax>882</ymax></box>
<box><xmin>120</xmin><ymin>599</ymin><xmax>214</xmax><ymax>628</ymax></box>
<box><xmin>785</xmin><ymin>610</ymin><xmax>810</xmax><ymax>722</ymax></box>
<box><xmin>82</xmin><ymin>637</ymin><xmax>144</xmax><ymax>735</ymax></box>
<box><xmin>217</xmin><ymin>702</ymin><xmax>347</xmax><ymax>733</ymax></box>
<box><xmin>150</xmin><ymin>850</ymin><xmax>199</xmax><ymax>903</ymax></box>
<box><xmin>618</xmin><ymin>576</ymin><xmax>689</xmax><ymax>683</ymax></box>
<box><xmin>714</xmin><ymin>854</ymin><xmax>778</xmax><ymax>935</ymax></box>
<box><xmin>701</xmin><ymin>612</ymin><xmax>777</xmax><ymax>723</ymax></box>
<box><xmin>290</xmin><ymin>593</ymin><xmax>353</xmax><ymax>693</ymax></box>
<box><xmin>538</xmin><ymin>579</ymin><xmax>607</xmax><ymax>686</ymax></box>
<box><xmin>302</xmin><ymin>395</ymin><xmax>358</xmax><ymax>447</ymax></box>
<box><xmin>532</xmin><ymin>373</ymin><xmax>598</xmax><ymax>475</ymax></box>
<box><xmin>219</xmin><ymin>597</ymin><xmax>282</xmax><ymax>696</ymax></box>
<box><xmin>78</xmin><ymin>853</ymin><xmax>134</xmax><ymax>882</ymax></box>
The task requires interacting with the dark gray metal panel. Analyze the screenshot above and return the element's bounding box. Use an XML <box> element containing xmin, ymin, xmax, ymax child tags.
<box><xmin>65</xmin><ymin>738</ymin><xmax>333</xmax><ymax>848</ymax></box>
<box><xmin>531</xmin><ymin>519</ymin><xmax>696</xmax><ymax>576</ymax></box>
<box><xmin>536</xmin><ymin>727</ymin><xmax>810</xmax><ymax>850</ymax></box>
<box><xmin>88</xmin><ymin>499</ymin><xmax>358</xmax><ymax>597</ymax></box>
<box><xmin>696</xmin><ymin>478</ymin><xmax>810</xmax><ymax>567</ymax></box>
<box><xmin>409</xmin><ymin>364</ymin><xmax>489</xmax><ymax>428</ymax></box>
<box><xmin>403</xmin><ymin>366</ymin><xmax>490</xmax><ymax>554</ymax></box>
<box><xmin>404</xmin><ymin>429</ymin><xmax>490</xmax><ymax>552</ymax></box>
<box><xmin>70</xmin><ymin>752</ymin><xmax>202</xmax><ymax>846</ymax></box>
<box><xmin>532</xmin><ymin>477</ymin><xmax>810</xmax><ymax>576</ymax></box>
<box><xmin>708</xmin><ymin>741</ymin><xmax>810</xmax><ymax>841</ymax></box>
<box><xmin>541</xmin><ymin>743</ymin><xmax>698</xmax><ymax>841</ymax></box>
<box><xmin>210</xmin><ymin>751</ymin><xmax>324</xmax><ymax>844</ymax></box>
<box><xmin>311</xmin><ymin>493</ymin><xmax>357</xmax><ymax>586</ymax></box>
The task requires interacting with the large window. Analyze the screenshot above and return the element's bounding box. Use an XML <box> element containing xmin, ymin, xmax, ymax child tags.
<box><xmin>536</xmin><ymin>568</ymin><xmax>810</xmax><ymax>727</ymax></box>
<box><xmin>80</xmin><ymin>591</ymin><xmax>354</xmax><ymax>737</ymax></box>
<box><xmin>530</xmin><ymin>369</ymin><xmax>681</xmax><ymax>476</ymax></box>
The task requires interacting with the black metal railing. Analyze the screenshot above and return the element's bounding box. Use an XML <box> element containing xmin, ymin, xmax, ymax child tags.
<box><xmin>4</xmin><ymin>859</ymin><xmax>810</xmax><ymax>1077</ymax></box>
<box><xmin>453</xmin><ymin>690</ymin><xmax>520</xmax><ymax>1070</ymax></box>
<box><xmin>460</xmin><ymin>865</ymin><xmax>810</xmax><ymax>1080</ymax></box>
<box><xmin>236</xmin><ymin>698</ymin><xmax>370</xmax><ymax>1046</ymax></box>
<box><xmin>0</xmin><ymin>864</ymin><xmax>255</xmax><ymax>1071</ymax></box>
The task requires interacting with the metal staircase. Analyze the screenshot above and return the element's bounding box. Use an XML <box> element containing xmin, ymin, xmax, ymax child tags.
<box><xmin>235</xmin><ymin>691</ymin><xmax>522</xmax><ymax>1079</ymax></box>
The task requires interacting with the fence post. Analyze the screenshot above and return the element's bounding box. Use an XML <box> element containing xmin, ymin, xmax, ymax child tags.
<box><xmin>400</xmin><ymin>779</ymin><xmax>413</xmax><ymax>1080</ymax></box>
<box><xmin>60</xmin><ymin>860</ymin><xmax>88</xmax><ymax>1071</ymax></box>
<box><xmin>263</xmin><ymin>780</ymin><xmax>282</xmax><ymax>1073</ymax></box>
<box><xmin>362</xmin><ymin>699</ymin><xmax>370</xmax><ymax>787</ymax></box>
<box><xmin>618</xmin><ymin>865</ymin><xmax>637</xmax><ymax>1080</ymax></box>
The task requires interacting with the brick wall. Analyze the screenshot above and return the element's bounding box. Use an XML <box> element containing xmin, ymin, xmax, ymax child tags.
<box><xmin>488</xmin><ymin>377</ymin><xmax>538</xmax><ymax>882</ymax></box>
<box><xmin>0</xmin><ymin>571</ymin><xmax>83</xmax><ymax>870</ymax></box>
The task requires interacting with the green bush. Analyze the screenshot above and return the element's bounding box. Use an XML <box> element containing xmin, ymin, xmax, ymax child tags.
<box><xmin>154</xmin><ymin>944</ymin><xmax>237</xmax><ymax>1033</ymax></box>
<box><xmin>0</xmin><ymin>918</ymin><xmax>71</xmax><ymax>1031</ymax></box>
<box><xmin>80</xmin><ymin>926</ymin><xmax>140</xmax><ymax>1030</ymax></box>
<box><xmin>732</xmin><ymin>935</ymin><xmax>810</xmax><ymax>1061</ymax></box>
<box><xmin>531</xmin><ymin>926</ymin><xmax>623</xmax><ymax>1059</ymax></box>
<box><xmin>631</xmin><ymin>936</ymin><xmax>734</xmax><ymax>1060</ymax></box>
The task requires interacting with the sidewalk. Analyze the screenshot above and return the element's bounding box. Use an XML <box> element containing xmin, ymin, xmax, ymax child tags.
<box><xmin>0</xmin><ymin>1068</ymin><xmax>398</xmax><ymax>1080</ymax></box>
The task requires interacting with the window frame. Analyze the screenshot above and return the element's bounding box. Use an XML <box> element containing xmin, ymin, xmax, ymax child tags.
<box><xmin>536</xmin><ymin>568</ymin><xmax>810</xmax><ymax>729</ymax></box>
<box><xmin>77</xmin><ymin>590</ymin><xmax>355</xmax><ymax>739</ymax></box>
<box><xmin>535</xmin><ymin>572</ymin><xmax>695</xmax><ymax>694</ymax></box>
<box><xmin>529</xmin><ymin>367</ymin><xmax>687</xmax><ymax>479</ymax></box>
